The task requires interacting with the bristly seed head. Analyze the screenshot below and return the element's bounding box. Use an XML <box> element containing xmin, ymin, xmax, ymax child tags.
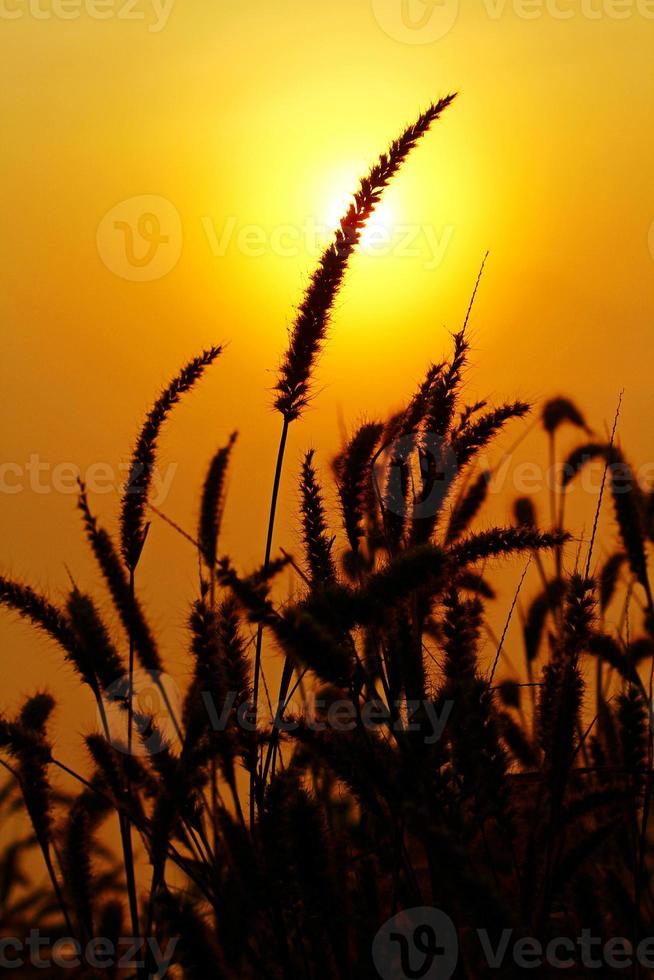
<box><xmin>274</xmin><ymin>95</ymin><xmax>457</xmax><ymax>423</ymax></box>
<box><xmin>121</xmin><ymin>345</ymin><xmax>223</xmax><ymax>571</ymax></box>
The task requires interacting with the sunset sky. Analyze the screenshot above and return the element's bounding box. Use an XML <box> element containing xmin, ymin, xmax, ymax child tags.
<box><xmin>2</xmin><ymin>1</ymin><xmax>654</xmax><ymax>755</ymax></box>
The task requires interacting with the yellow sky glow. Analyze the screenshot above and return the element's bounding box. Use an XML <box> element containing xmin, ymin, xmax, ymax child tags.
<box><xmin>1</xmin><ymin>1</ymin><xmax>654</xmax><ymax>759</ymax></box>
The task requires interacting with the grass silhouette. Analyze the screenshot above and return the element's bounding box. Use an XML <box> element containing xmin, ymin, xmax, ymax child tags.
<box><xmin>2</xmin><ymin>98</ymin><xmax>654</xmax><ymax>978</ymax></box>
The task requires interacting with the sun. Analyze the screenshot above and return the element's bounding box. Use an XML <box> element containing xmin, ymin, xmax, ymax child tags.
<box><xmin>323</xmin><ymin>194</ymin><xmax>397</xmax><ymax>253</ymax></box>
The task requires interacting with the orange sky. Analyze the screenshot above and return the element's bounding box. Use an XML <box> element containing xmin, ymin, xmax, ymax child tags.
<box><xmin>1</xmin><ymin>1</ymin><xmax>654</xmax><ymax>761</ymax></box>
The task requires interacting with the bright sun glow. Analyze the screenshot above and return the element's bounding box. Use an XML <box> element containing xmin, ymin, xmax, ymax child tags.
<box><xmin>324</xmin><ymin>195</ymin><xmax>396</xmax><ymax>252</ymax></box>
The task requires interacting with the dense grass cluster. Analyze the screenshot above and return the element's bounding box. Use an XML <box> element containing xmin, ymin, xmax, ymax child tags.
<box><xmin>2</xmin><ymin>97</ymin><xmax>654</xmax><ymax>978</ymax></box>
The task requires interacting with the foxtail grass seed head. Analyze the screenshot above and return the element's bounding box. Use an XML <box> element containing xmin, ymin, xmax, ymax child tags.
<box><xmin>121</xmin><ymin>345</ymin><xmax>222</xmax><ymax>570</ymax></box>
<box><xmin>274</xmin><ymin>96</ymin><xmax>456</xmax><ymax>422</ymax></box>
<box><xmin>199</xmin><ymin>431</ymin><xmax>238</xmax><ymax>571</ymax></box>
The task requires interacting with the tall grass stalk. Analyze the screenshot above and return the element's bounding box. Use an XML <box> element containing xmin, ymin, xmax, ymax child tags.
<box><xmin>251</xmin><ymin>96</ymin><xmax>457</xmax><ymax>816</ymax></box>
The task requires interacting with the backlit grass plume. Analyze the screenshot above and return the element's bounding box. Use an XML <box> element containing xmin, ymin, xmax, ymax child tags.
<box><xmin>253</xmin><ymin>95</ymin><xmax>457</xmax><ymax>804</ymax></box>
<box><xmin>300</xmin><ymin>449</ymin><xmax>336</xmax><ymax>586</ymax></box>
<box><xmin>121</xmin><ymin>345</ymin><xmax>222</xmax><ymax>571</ymax></box>
<box><xmin>78</xmin><ymin>482</ymin><xmax>162</xmax><ymax>674</ymax></box>
<box><xmin>274</xmin><ymin>94</ymin><xmax>457</xmax><ymax>423</ymax></box>
<box><xmin>0</xmin><ymin>578</ymin><xmax>122</xmax><ymax>704</ymax></box>
<box><xmin>199</xmin><ymin>431</ymin><xmax>238</xmax><ymax>574</ymax></box>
